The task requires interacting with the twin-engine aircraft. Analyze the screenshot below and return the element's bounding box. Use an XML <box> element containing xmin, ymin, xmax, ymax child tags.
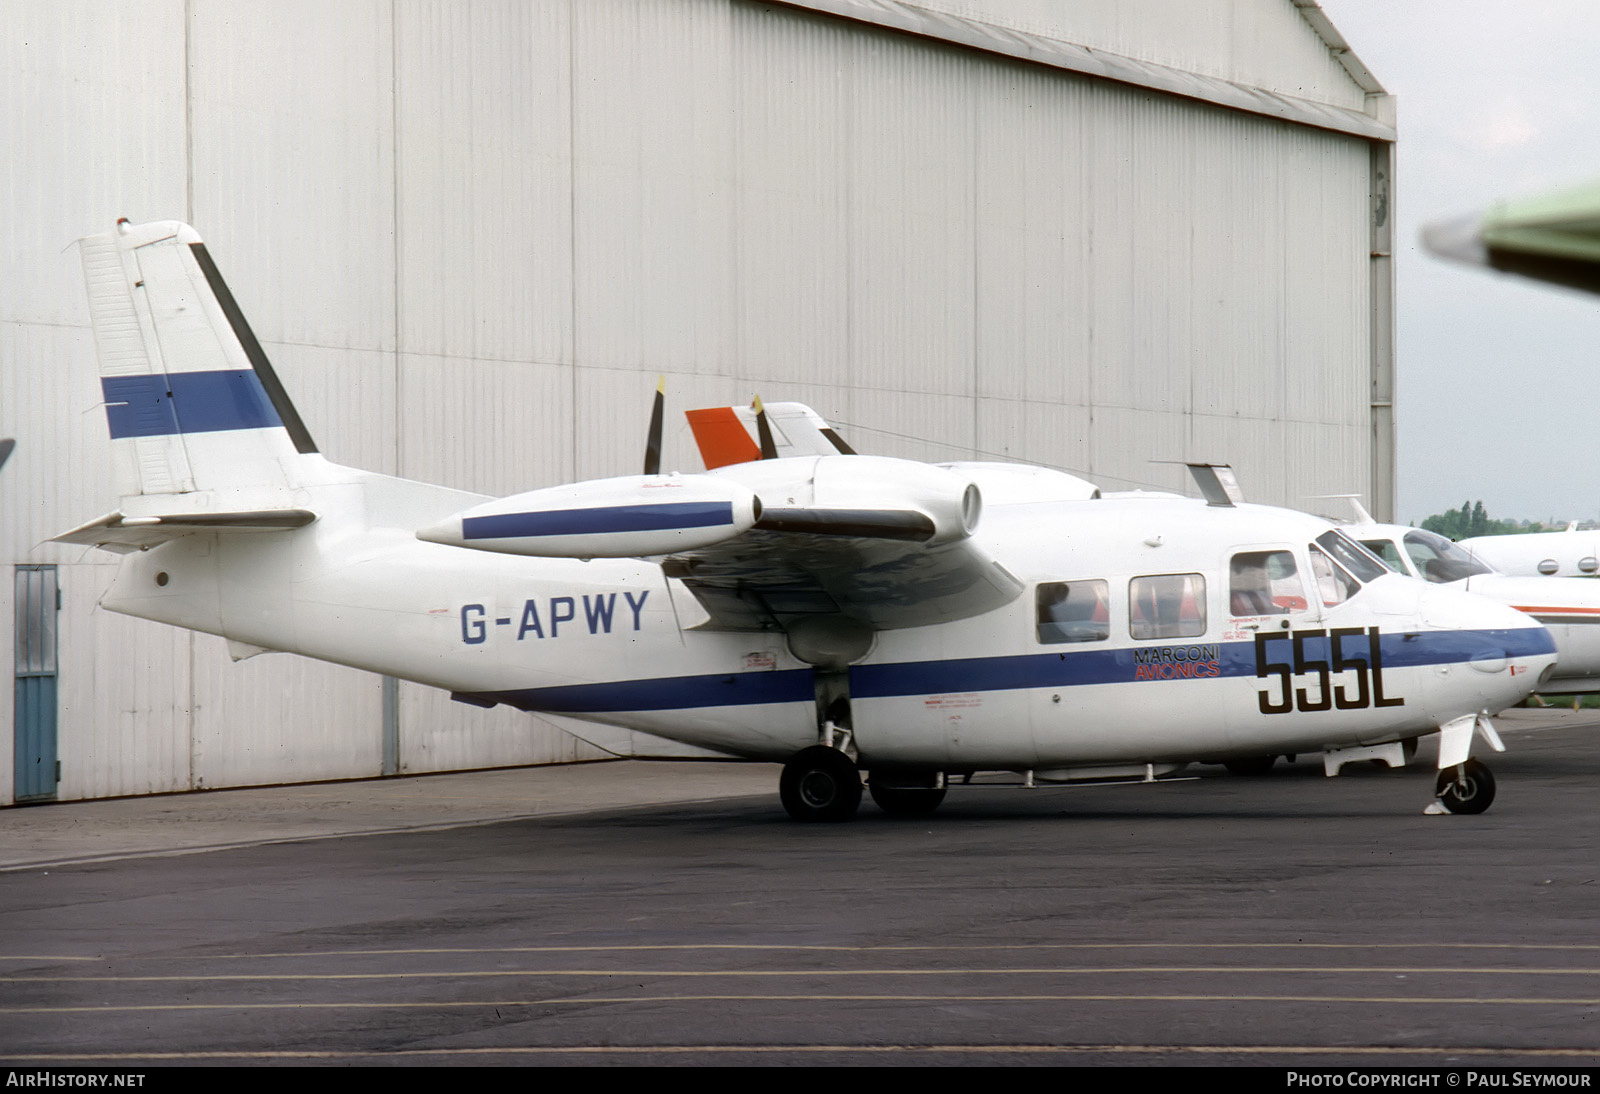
<box><xmin>60</xmin><ymin>221</ymin><xmax>1558</xmax><ymax>820</ymax></box>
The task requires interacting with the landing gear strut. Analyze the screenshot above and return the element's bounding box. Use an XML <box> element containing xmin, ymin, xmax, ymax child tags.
<box><xmin>1433</xmin><ymin>758</ymin><xmax>1496</xmax><ymax>815</ymax></box>
<box><xmin>779</xmin><ymin>745</ymin><xmax>862</xmax><ymax>822</ymax></box>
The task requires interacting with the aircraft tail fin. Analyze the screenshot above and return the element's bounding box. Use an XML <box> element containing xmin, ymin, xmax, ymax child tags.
<box><xmin>79</xmin><ymin>220</ymin><xmax>319</xmax><ymax>500</ymax></box>
<box><xmin>686</xmin><ymin>401</ymin><xmax>854</xmax><ymax>469</ymax></box>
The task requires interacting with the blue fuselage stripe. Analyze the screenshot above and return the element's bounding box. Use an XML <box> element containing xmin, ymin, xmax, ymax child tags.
<box><xmin>463</xmin><ymin>627</ymin><xmax>1554</xmax><ymax>714</ymax></box>
<box><xmin>463</xmin><ymin>502</ymin><xmax>735</xmax><ymax>540</ymax></box>
<box><xmin>480</xmin><ymin>668</ymin><xmax>816</xmax><ymax>713</ymax></box>
<box><xmin>855</xmin><ymin>627</ymin><xmax>1555</xmax><ymax>697</ymax></box>
<box><xmin>102</xmin><ymin>370</ymin><xmax>282</xmax><ymax>439</ymax></box>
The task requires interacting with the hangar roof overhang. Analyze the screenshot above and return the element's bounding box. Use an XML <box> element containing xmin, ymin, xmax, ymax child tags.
<box><xmin>778</xmin><ymin>0</ymin><xmax>1395</xmax><ymax>143</ymax></box>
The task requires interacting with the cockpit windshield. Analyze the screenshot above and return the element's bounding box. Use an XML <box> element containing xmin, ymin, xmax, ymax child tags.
<box><xmin>1314</xmin><ymin>530</ymin><xmax>1389</xmax><ymax>584</ymax></box>
<box><xmin>1360</xmin><ymin>537</ymin><xmax>1408</xmax><ymax>575</ymax></box>
<box><xmin>1401</xmin><ymin>529</ymin><xmax>1495</xmax><ymax>584</ymax></box>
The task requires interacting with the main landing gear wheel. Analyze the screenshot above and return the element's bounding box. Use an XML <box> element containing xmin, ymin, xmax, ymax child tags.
<box><xmin>780</xmin><ymin>746</ymin><xmax>863</xmax><ymax>822</ymax></box>
<box><xmin>1434</xmin><ymin>758</ymin><xmax>1496</xmax><ymax>815</ymax></box>
<box><xmin>869</xmin><ymin>782</ymin><xmax>948</xmax><ymax>816</ymax></box>
<box><xmin>1224</xmin><ymin>755</ymin><xmax>1276</xmax><ymax>776</ymax></box>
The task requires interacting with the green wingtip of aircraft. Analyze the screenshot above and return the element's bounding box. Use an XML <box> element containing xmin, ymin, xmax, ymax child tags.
<box><xmin>1423</xmin><ymin>178</ymin><xmax>1600</xmax><ymax>296</ymax></box>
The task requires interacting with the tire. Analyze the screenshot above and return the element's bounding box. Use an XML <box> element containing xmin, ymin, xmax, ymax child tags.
<box><xmin>1434</xmin><ymin>759</ymin><xmax>1496</xmax><ymax>815</ymax></box>
<box><xmin>869</xmin><ymin>782</ymin><xmax>947</xmax><ymax>816</ymax></box>
<box><xmin>779</xmin><ymin>746</ymin><xmax>863</xmax><ymax>822</ymax></box>
<box><xmin>1224</xmin><ymin>755</ymin><xmax>1276</xmax><ymax>776</ymax></box>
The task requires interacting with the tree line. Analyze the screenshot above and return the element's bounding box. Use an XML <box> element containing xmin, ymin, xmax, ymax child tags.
<box><xmin>1419</xmin><ymin>501</ymin><xmax>1563</xmax><ymax>539</ymax></box>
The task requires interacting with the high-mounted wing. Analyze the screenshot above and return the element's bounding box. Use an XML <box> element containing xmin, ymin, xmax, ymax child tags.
<box><xmin>417</xmin><ymin>450</ymin><xmax>1022</xmax><ymax>633</ymax></box>
<box><xmin>420</xmin><ymin>392</ymin><xmax>1023</xmax><ymax>633</ymax></box>
<box><xmin>663</xmin><ymin>454</ymin><xmax>1022</xmax><ymax>632</ymax></box>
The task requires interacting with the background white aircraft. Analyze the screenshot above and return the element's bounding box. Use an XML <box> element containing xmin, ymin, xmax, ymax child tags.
<box><xmin>1454</xmin><ymin>527</ymin><xmax>1600</xmax><ymax>581</ymax></box>
<box><xmin>58</xmin><ymin>220</ymin><xmax>1559</xmax><ymax>819</ymax></box>
<box><xmin>1342</xmin><ymin>508</ymin><xmax>1600</xmax><ymax>695</ymax></box>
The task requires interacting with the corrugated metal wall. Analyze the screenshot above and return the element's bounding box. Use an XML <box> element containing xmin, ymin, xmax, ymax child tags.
<box><xmin>0</xmin><ymin>0</ymin><xmax>1385</xmax><ymax>803</ymax></box>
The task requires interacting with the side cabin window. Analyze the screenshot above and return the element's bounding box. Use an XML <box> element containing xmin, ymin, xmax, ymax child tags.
<box><xmin>1129</xmin><ymin>573</ymin><xmax>1206</xmax><ymax>640</ymax></box>
<box><xmin>1228</xmin><ymin>550</ymin><xmax>1307</xmax><ymax>616</ymax></box>
<box><xmin>1036</xmin><ymin>580</ymin><xmax>1110</xmax><ymax>644</ymax></box>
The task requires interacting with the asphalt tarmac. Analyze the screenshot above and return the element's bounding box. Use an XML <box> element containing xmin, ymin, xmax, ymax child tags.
<box><xmin>3</xmin><ymin>707</ymin><xmax>1599</xmax><ymax>1067</ymax></box>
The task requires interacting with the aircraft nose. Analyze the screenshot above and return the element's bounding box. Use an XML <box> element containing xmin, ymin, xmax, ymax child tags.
<box><xmin>1422</xmin><ymin>583</ymin><xmax>1557</xmax><ymax>681</ymax></box>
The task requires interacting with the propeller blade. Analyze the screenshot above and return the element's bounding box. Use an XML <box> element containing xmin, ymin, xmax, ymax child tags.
<box><xmin>643</xmin><ymin>376</ymin><xmax>665</xmax><ymax>476</ymax></box>
<box><xmin>0</xmin><ymin>439</ymin><xmax>12</xmax><ymax>473</ymax></box>
<box><xmin>753</xmin><ymin>396</ymin><xmax>779</xmax><ymax>460</ymax></box>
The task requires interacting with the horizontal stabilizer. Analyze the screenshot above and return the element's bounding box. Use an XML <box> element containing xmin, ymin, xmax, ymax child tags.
<box><xmin>54</xmin><ymin>508</ymin><xmax>316</xmax><ymax>552</ymax></box>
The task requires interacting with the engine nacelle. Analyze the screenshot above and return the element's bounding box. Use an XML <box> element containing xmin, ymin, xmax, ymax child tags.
<box><xmin>714</xmin><ymin>456</ymin><xmax>981</xmax><ymax>547</ymax></box>
<box><xmin>418</xmin><ymin>474</ymin><xmax>761</xmax><ymax>559</ymax></box>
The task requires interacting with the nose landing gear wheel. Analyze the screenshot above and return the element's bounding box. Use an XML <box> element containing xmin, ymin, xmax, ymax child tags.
<box><xmin>780</xmin><ymin>746</ymin><xmax>863</xmax><ymax>822</ymax></box>
<box><xmin>1434</xmin><ymin>758</ymin><xmax>1496</xmax><ymax>815</ymax></box>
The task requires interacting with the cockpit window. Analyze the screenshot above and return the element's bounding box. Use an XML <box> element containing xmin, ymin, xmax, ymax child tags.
<box><xmin>1129</xmin><ymin>573</ymin><xmax>1206</xmax><ymax>639</ymax></box>
<box><xmin>1315</xmin><ymin>530</ymin><xmax>1389</xmax><ymax>583</ymax></box>
<box><xmin>1228</xmin><ymin>551</ymin><xmax>1308</xmax><ymax>616</ymax></box>
<box><xmin>1037</xmin><ymin>580</ymin><xmax>1110</xmax><ymax>644</ymax></box>
<box><xmin>1402</xmin><ymin>529</ymin><xmax>1494</xmax><ymax>584</ymax></box>
<box><xmin>1360</xmin><ymin>538</ymin><xmax>1409</xmax><ymax>575</ymax></box>
<box><xmin>1309</xmin><ymin>547</ymin><xmax>1359</xmax><ymax>606</ymax></box>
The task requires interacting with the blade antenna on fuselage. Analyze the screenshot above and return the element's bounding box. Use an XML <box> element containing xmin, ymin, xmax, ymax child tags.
<box><xmin>1185</xmin><ymin>463</ymin><xmax>1243</xmax><ymax>507</ymax></box>
<box><xmin>644</xmin><ymin>376</ymin><xmax>665</xmax><ymax>476</ymax></box>
<box><xmin>753</xmin><ymin>396</ymin><xmax>779</xmax><ymax>460</ymax></box>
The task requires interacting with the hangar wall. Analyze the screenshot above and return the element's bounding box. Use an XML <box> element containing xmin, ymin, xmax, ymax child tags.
<box><xmin>0</xmin><ymin>0</ymin><xmax>1393</xmax><ymax>804</ymax></box>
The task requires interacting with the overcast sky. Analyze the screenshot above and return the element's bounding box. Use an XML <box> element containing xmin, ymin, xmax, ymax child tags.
<box><xmin>1315</xmin><ymin>0</ymin><xmax>1600</xmax><ymax>525</ymax></box>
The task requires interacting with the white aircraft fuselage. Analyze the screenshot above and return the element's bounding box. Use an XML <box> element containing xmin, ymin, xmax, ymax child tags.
<box><xmin>97</xmin><ymin>458</ymin><xmax>1549</xmax><ymax>771</ymax></box>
